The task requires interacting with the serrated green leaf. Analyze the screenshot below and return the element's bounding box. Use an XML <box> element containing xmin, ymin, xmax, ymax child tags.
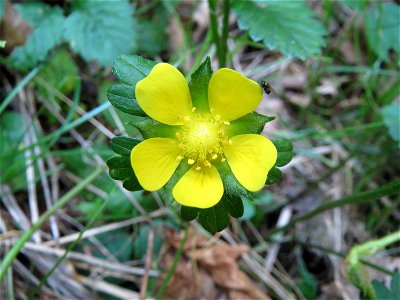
<box><xmin>107</xmin><ymin>84</ymin><xmax>145</xmax><ymax>116</ymax></box>
<box><xmin>107</xmin><ymin>156</ymin><xmax>133</xmax><ymax>180</ymax></box>
<box><xmin>136</xmin><ymin>20</ymin><xmax>168</xmax><ymax>55</ymax></box>
<box><xmin>112</xmin><ymin>55</ymin><xmax>157</xmax><ymax>86</ymax></box>
<box><xmin>123</xmin><ymin>176</ymin><xmax>142</xmax><ymax>191</ymax></box>
<box><xmin>188</xmin><ymin>57</ymin><xmax>212</xmax><ymax>112</ymax></box>
<box><xmin>110</xmin><ymin>137</ymin><xmax>141</xmax><ymax>157</ymax></box>
<box><xmin>35</xmin><ymin>50</ymin><xmax>78</xmax><ymax>98</ymax></box>
<box><xmin>381</xmin><ymin>103</ymin><xmax>400</xmax><ymax>146</ymax></box>
<box><xmin>232</xmin><ymin>0</ymin><xmax>326</xmax><ymax>59</ymax></box>
<box><xmin>64</xmin><ymin>0</ymin><xmax>136</xmax><ymax>66</ymax></box>
<box><xmin>10</xmin><ymin>3</ymin><xmax>65</xmax><ymax>70</ymax></box>
<box><xmin>180</xmin><ymin>206</ymin><xmax>200</xmax><ymax>222</ymax></box>
<box><xmin>364</xmin><ymin>3</ymin><xmax>400</xmax><ymax>61</ymax></box>
<box><xmin>227</xmin><ymin>112</ymin><xmax>275</xmax><ymax>137</ymax></box>
<box><xmin>221</xmin><ymin>194</ymin><xmax>244</xmax><ymax>218</ymax></box>
<box><xmin>198</xmin><ymin>200</ymin><xmax>230</xmax><ymax>233</ymax></box>
<box><xmin>132</xmin><ymin>117</ymin><xmax>180</xmax><ymax>139</ymax></box>
<box><xmin>266</xmin><ymin>166</ymin><xmax>282</xmax><ymax>185</ymax></box>
<box><xmin>273</xmin><ymin>138</ymin><xmax>294</xmax><ymax>167</ymax></box>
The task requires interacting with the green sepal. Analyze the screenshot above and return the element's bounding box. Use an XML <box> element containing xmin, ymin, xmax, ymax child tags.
<box><xmin>198</xmin><ymin>200</ymin><xmax>230</xmax><ymax>234</ymax></box>
<box><xmin>110</xmin><ymin>136</ymin><xmax>141</xmax><ymax>157</ymax></box>
<box><xmin>266</xmin><ymin>166</ymin><xmax>282</xmax><ymax>185</ymax></box>
<box><xmin>159</xmin><ymin>162</ymin><xmax>190</xmax><ymax>204</ymax></box>
<box><xmin>107</xmin><ymin>84</ymin><xmax>146</xmax><ymax>116</ymax></box>
<box><xmin>131</xmin><ymin>117</ymin><xmax>180</xmax><ymax>139</ymax></box>
<box><xmin>188</xmin><ymin>57</ymin><xmax>212</xmax><ymax>113</ymax></box>
<box><xmin>180</xmin><ymin>205</ymin><xmax>200</xmax><ymax>222</ymax></box>
<box><xmin>215</xmin><ymin>160</ymin><xmax>250</xmax><ymax>198</ymax></box>
<box><xmin>273</xmin><ymin>138</ymin><xmax>293</xmax><ymax>167</ymax></box>
<box><xmin>221</xmin><ymin>194</ymin><xmax>244</xmax><ymax>218</ymax></box>
<box><xmin>112</xmin><ymin>55</ymin><xmax>156</xmax><ymax>86</ymax></box>
<box><xmin>227</xmin><ymin>112</ymin><xmax>275</xmax><ymax>137</ymax></box>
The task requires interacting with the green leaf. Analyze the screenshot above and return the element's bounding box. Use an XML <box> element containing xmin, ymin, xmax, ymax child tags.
<box><xmin>338</xmin><ymin>0</ymin><xmax>368</xmax><ymax>11</ymax></box>
<box><xmin>136</xmin><ymin>15</ymin><xmax>168</xmax><ymax>55</ymax></box>
<box><xmin>297</xmin><ymin>261</ymin><xmax>318</xmax><ymax>300</ymax></box>
<box><xmin>188</xmin><ymin>57</ymin><xmax>212</xmax><ymax>112</ymax></box>
<box><xmin>97</xmin><ymin>229</ymin><xmax>133</xmax><ymax>262</ymax></box>
<box><xmin>227</xmin><ymin>112</ymin><xmax>275</xmax><ymax>136</ymax></box>
<box><xmin>372</xmin><ymin>272</ymin><xmax>400</xmax><ymax>300</ymax></box>
<box><xmin>107</xmin><ymin>156</ymin><xmax>133</xmax><ymax>180</ymax></box>
<box><xmin>232</xmin><ymin>0</ymin><xmax>326</xmax><ymax>59</ymax></box>
<box><xmin>10</xmin><ymin>3</ymin><xmax>65</xmax><ymax>70</ymax></box>
<box><xmin>134</xmin><ymin>222</ymin><xmax>166</xmax><ymax>259</ymax></box>
<box><xmin>112</xmin><ymin>55</ymin><xmax>157</xmax><ymax>86</ymax></box>
<box><xmin>110</xmin><ymin>136</ymin><xmax>141</xmax><ymax>157</ymax></box>
<box><xmin>180</xmin><ymin>206</ymin><xmax>200</xmax><ymax>222</ymax></box>
<box><xmin>266</xmin><ymin>166</ymin><xmax>282</xmax><ymax>185</ymax></box>
<box><xmin>35</xmin><ymin>50</ymin><xmax>78</xmax><ymax>98</ymax></box>
<box><xmin>64</xmin><ymin>0</ymin><xmax>136</xmax><ymax>66</ymax></box>
<box><xmin>381</xmin><ymin>102</ymin><xmax>400</xmax><ymax>146</ymax></box>
<box><xmin>132</xmin><ymin>117</ymin><xmax>180</xmax><ymax>139</ymax></box>
<box><xmin>239</xmin><ymin>198</ymin><xmax>256</xmax><ymax>221</ymax></box>
<box><xmin>123</xmin><ymin>176</ymin><xmax>142</xmax><ymax>192</ymax></box>
<box><xmin>107</xmin><ymin>84</ymin><xmax>146</xmax><ymax>116</ymax></box>
<box><xmin>221</xmin><ymin>194</ymin><xmax>244</xmax><ymax>218</ymax></box>
<box><xmin>215</xmin><ymin>160</ymin><xmax>250</xmax><ymax>198</ymax></box>
<box><xmin>273</xmin><ymin>138</ymin><xmax>294</xmax><ymax>167</ymax></box>
<box><xmin>364</xmin><ymin>3</ymin><xmax>400</xmax><ymax>61</ymax></box>
<box><xmin>198</xmin><ymin>200</ymin><xmax>230</xmax><ymax>234</ymax></box>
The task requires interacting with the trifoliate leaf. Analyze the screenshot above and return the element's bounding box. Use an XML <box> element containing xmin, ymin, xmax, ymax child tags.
<box><xmin>64</xmin><ymin>0</ymin><xmax>136</xmax><ymax>66</ymax></box>
<box><xmin>112</xmin><ymin>55</ymin><xmax>157</xmax><ymax>86</ymax></box>
<box><xmin>189</xmin><ymin>57</ymin><xmax>212</xmax><ymax>113</ymax></box>
<box><xmin>180</xmin><ymin>206</ymin><xmax>200</xmax><ymax>222</ymax></box>
<box><xmin>198</xmin><ymin>200</ymin><xmax>230</xmax><ymax>234</ymax></box>
<box><xmin>232</xmin><ymin>0</ymin><xmax>326</xmax><ymax>59</ymax></box>
<box><xmin>132</xmin><ymin>117</ymin><xmax>180</xmax><ymax>139</ymax></box>
<box><xmin>273</xmin><ymin>138</ymin><xmax>294</xmax><ymax>167</ymax></box>
<box><xmin>10</xmin><ymin>2</ymin><xmax>65</xmax><ymax>70</ymax></box>
<box><xmin>266</xmin><ymin>166</ymin><xmax>282</xmax><ymax>185</ymax></box>
<box><xmin>381</xmin><ymin>102</ymin><xmax>400</xmax><ymax>147</ymax></box>
<box><xmin>221</xmin><ymin>194</ymin><xmax>244</xmax><ymax>218</ymax></box>
<box><xmin>107</xmin><ymin>84</ymin><xmax>145</xmax><ymax>116</ymax></box>
<box><xmin>227</xmin><ymin>112</ymin><xmax>275</xmax><ymax>137</ymax></box>
<box><xmin>110</xmin><ymin>137</ymin><xmax>141</xmax><ymax>157</ymax></box>
<box><xmin>364</xmin><ymin>3</ymin><xmax>400</xmax><ymax>61</ymax></box>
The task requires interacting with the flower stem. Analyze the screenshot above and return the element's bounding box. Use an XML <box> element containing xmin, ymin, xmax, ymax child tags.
<box><xmin>221</xmin><ymin>0</ymin><xmax>230</xmax><ymax>67</ymax></box>
<box><xmin>208</xmin><ymin>0</ymin><xmax>222</xmax><ymax>67</ymax></box>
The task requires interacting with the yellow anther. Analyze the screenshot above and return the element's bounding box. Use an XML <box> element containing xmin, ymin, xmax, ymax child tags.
<box><xmin>214</xmin><ymin>114</ymin><xmax>221</xmax><ymax>121</ymax></box>
<box><xmin>188</xmin><ymin>159</ymin><xmax>195</xmax><ymax>165</ymax></box>
<box><xmin>212</xmin><ymin>154</ymin><xmax>218</xmax><ymax>160</ymax></box>
<box><xmin>191</xmin><ymin>107</ymin><xmax>197</xmax><ymax>112</ymax></box>
<box><xmin>184</xmin><ymin>116</ymin><xmax>190</xmax><ymax>122</ymax></box>
<box><xmin>221</xmin><ymin>158</ymin><xmax>226</xmax><ymax>162</ymax></box>
<box><xmin>204</xmin><ymin>160</ymin><xmax>212</xmax><ymax>168</ymax></box>
<box><xmin>176</xmin><ymin>155</ymin><xmax>183</xmax><ymax>161</ymax></box>
<box><xmin>223</xmin><ymin>121</ymin><xmax>230</xmax><ymax>125</ymax></box>
<box><xmin>210</xmin><ymin>107</ymin><xmax>215</xmax><ymax>112</ymax></box>
<box><xmin>179</xmin><ymin>143</ymin><xmax>185</xmax><ymax>149</ymax></box>
<box><xmin>175</xmin><ymin>131</ymin><xmax>181</xmax><ymax>137</ymax></box>
<box><xmin>228</xmin><ymin>139</ymin><xmax>233</xmax><ymax>145</ymax></box>
<box><xmin>196</xmin><ymin>166</ymin><xmax>202</xmax><ymax>171</ymax></box>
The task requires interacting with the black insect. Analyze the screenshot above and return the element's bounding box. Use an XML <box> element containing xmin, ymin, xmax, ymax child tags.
<box><xmin>259</xmin><ymin>80</ymin><xmax>275</xmax><ymax>95</ymax></box>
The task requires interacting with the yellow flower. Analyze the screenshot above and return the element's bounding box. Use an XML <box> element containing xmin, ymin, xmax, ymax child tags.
<box><xmin>130</xmin><ymin>63</ymin><xmax>277</xmax><ymax>209</ymax></box>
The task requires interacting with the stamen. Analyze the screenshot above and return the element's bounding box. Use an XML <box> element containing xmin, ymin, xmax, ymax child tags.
<box><xmin>223</xmin><ymin>121</ymin><xmax>230</xmax><ymax>125</ymax></box>
<box><xmin>210</xmin><ymin>107</ymin><xmax>215</xmax><ymax>113</ymax></box>
<box><xmin>184</xmin><ymin>116</ymin><xmax>190</xmax><ymax>122</ymax></box>
<box><xmin>175</xmin><ymin>132</ymin><xmax>181</xmax><ymax>138</ymax></box>
<box><xmin>191</xmin><ymin>107</ymin><xmax>197</xmax><ymax>112</ymax></box>
<box><xmin>196</xmin><ymin>166</ymin><xmax>202</xmax><ymax>171</ymax></box>
<box><xmin>188</xmin><ymin>158</ymin><xmax>195</xmax><ymax>165</ymax></box>
<box><xmin>204</xmin><ymin>160</ymin><xmax>211</xmax><ymax>168</ymax></box>
<box><xmin>179</xmin><ymin>143</ymin><xmax>185</xmax><ymax>149</ymax></box>
<box><xmin>176</xmin><ymin>155</ymin><xmax>183</xmax><ymax>161</ymax></box>
<box><xmin>228</xmin><ymin>139</ymin><xmax>233</xmax><ymax>145</ymax></box>
<box><xmin>214</xmin><ymin>114</ymin><xmax>221</xmax><ymax>121</ymax></box>
<box><xmin>211</xmin><ymin>154</ymin><xmax>218</xmax><ymax>160</ymax></box>
<box><xmin>221</xmin><ymin>157</ymin><xmax>226</xmax><ymax>162</ymax></box>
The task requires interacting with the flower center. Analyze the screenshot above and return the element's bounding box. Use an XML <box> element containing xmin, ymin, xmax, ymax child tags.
<box><xmin>176</xmin><ymin>110</ymin><xmax>230</xmax><ymax>170</ymax></box>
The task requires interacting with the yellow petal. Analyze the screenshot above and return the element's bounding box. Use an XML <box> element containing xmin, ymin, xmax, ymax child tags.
<box><xmin>131</xmin><ymin>138</ymin><xmax>181</xmax><ymax>191</ymax></box>
<box><xmin>173</xmin><ymin>164</ymin><xmax>223</xmax><ymax>208</ymax></box>
<box><xmin>135</xmin><ymin>63</ymin><xmax>192</xmax><ymax>125</ymax></box>
<box><xmin>223</xmin><ymin>134</ymin><xmax>277</xmax><ymax>191</ymax></box>
<box><xmin>208</xmin><ymin>68</ymin><xmax>262</xmax><ymax>121</ymax></box>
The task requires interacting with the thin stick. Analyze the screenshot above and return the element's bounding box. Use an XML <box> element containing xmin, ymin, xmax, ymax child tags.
<box><xmin>140</xmin><ymin>229</ymin><xmax>154</xmax><ymax>300</ymax></box>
